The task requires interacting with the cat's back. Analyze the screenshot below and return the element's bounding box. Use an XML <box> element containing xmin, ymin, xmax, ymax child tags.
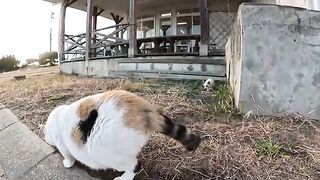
<box><xmin>72</xmin><ymin>90</ymin><xmax>162</xmax><ymax>133</ymax></box>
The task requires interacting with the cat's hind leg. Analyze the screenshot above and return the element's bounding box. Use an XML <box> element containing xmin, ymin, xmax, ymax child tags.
<box><xmin>55</xmin><ymin>140</ymin><xmax>75</xmax><ymax>168</ymax></box>
<box><xmin>113</xmin><ymin>160</ymin><xmax>142</xmax><ymax>180</ymax></box>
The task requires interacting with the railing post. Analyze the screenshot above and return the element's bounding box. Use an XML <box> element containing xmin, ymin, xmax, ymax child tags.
<box><xmin>128</xmin><ymin>0</ymin><xmax>137</xmax><ymax>58</ymax></box>
<box><xmin>85</xmin><ymin>0</ymin><xmax>93</xmax><ymax>74</ymax></box>
<box><xmin>199</xmin><ymin>0</ymin><xmax>209</xmax><ymax>56</ymax></box>
<box><xmin>92</xmin><ymin>6</ymin><xmax>98</xmax><ymax>57</ymax></box>
<box><xmin>58</xmin><ymin>0</ymin><xmax>68</xmax><ymax>70</ymax></box>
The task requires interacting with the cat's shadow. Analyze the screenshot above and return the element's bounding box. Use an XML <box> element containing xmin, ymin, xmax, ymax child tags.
<box><xmin>75</xmin><ymin>161</ymin><xmax>123</xmax><ymax>180</ymax></box>
<box><xmin>75</xmin><ymin>161</ymin><xmax>147</xmax><ymax>180</ymax></box>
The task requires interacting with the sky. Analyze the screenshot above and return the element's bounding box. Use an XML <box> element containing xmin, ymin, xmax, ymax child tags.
<box><xmin>0</xmin><ymin>0</ymin><xmax>113</xmax><ymax>61</ymax></box>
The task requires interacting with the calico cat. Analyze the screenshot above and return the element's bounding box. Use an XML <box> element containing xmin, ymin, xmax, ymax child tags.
<box><xmin>44</xmin><ymin>90</ymin><xmax>201</xmax><ymax>180</ymax></box>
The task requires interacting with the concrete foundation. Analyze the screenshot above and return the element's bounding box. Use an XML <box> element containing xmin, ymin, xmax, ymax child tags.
<box><xmin>226</xmin><ymin>4</ymin><xmax>320</xmax><ymax>119</ymax></box>
<box><xmin>60</xmin><ymin>56</ymin><xmax>226</xmax><ymax>80</ymax></box>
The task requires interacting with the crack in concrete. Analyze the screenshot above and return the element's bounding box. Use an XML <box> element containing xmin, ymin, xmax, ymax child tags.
<box><xmin>0</xmin><ymin>122</ymin><xmax>17</xmax><ymax>132</ymax></box>
<box><xmin>20</xmin><ymin>151</ymin><xmax>58</xmax><ymax>177</ymax></box>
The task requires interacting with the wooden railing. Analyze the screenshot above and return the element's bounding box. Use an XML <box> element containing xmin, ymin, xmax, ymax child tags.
<box><xmin>63</xmin><ymin>24</ymin><xmax>130</xmax><ymax>61</ymax></box>
<box><xmin>91</xmin><ymin>23</ymin><xmax>129</xmax><ymax>58</ymax></box>
<box><xmin>63</xmin><ymin>24</ymin><xmax>201</xmax><ymax>61</ymax></box>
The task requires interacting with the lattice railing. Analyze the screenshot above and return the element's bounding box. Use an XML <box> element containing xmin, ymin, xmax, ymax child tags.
<box><xmin>63</xmin><ymin>24</ymin><xmax>130</xmax><ymax>61</ymax></box>
<box><xmin>208</xmin><ymin>11</ymin><xmax>237</xmax><ymax>55</ymax></box>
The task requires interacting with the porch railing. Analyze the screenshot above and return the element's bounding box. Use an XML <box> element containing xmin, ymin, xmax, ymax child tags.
<box><xmin>91</xmin><ymin>23</ymin><xmax>129</xmax><ymax>58</ymax></box>
<box><xmin>63</xmin><ymin>23</ymin><xmax>130</xmax><ymax>61</ymax></box>
<box><xmin>63</xmin><ymin>24</ymin><xmax>202</xmax><ymax>62</ymax></box>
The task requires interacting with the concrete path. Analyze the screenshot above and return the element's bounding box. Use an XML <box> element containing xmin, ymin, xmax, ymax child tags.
<box><xmin>0</xmin><ymin>105</ymin><xmax>97</xmax><ymax>180</ymax></box>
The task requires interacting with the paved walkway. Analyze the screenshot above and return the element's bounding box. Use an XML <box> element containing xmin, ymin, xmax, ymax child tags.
<box><xmin>0</xmin><ymin>105</ymin><xmax>97</xmax><ymax>180</ymax></box>
<box><xmin>0</xmin><ymin>66</ymin><xmax>58</xmax><ymax>79</ymax></box>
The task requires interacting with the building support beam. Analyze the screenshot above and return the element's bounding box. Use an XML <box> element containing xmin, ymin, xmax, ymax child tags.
<box><xmin>199</xmin><ymin>0</ymin><xmax>209</xmax><ymax>56</ymax></box>
<box><xmin>155</xmin><ymin>11</ymin><xmax>160</xmax><ymax>37</ymax></box>
<box><xmin>111</xmin><ymin>13</ymin><xmax>125</xmax><ymax>55</ymax></box>
<box><xmin>97</xmin><ymin>9</ymin><xmax>104</xmax><ymax>16</ymax></box>
<box><xmin>85</xmin><ymin>0</ymin><xmax>93</xmax><ymax>74</ymax></box>
<box><xmin>111</xmin><ymin>13</ymin><xmax>124</xmax><ymax>25</ymax></box>
<box><xmin>58</xmin><ymin>0</ymin><xmax>68</xmax><ymax>70</ymax></box>
<box><xmin>128</xmin><ymin>0</ymin><xmax>137</xmax><ymax>58</ymax></box>
<box><xmin>171</xmin><ymin>9</ymin><xmax>177</xmax><ymax>36</ymax></box>
<box><xmin>92</xmin><ymin>6</ymin><xmax>98</xmax><ymax>57</ymax></box>
<box><xmin>111</xmin><ymin>12</ymin><xmax>124</xmax><ymax>39</ymax></box>
<box><xmin>67</xmin><ymin>0</ymin><xmax>78</xmax><ymax>7</ymax></box>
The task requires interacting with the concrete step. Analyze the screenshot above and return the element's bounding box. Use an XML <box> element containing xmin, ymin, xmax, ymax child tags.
<box><xmin>0</xmin><ymin>108</ymin><xmax>97</xmax><ymax>180</ymax></box>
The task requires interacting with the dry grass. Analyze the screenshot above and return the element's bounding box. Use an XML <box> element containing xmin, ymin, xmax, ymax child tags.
<box><xmin>0</xmin><ymin>70</ymin><xmax>320</xmax><ymax>180</ymax></box>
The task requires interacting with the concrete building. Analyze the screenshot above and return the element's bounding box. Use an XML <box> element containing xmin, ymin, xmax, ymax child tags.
<box><xmin>40</xmin><ymin>0</ymin><xmax>315</xmax><ymax>80</ymax></box>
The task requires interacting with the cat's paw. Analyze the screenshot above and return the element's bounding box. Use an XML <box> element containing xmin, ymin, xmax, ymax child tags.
<box><xmin>113</xmin><ymin>177</ymin><xmax>121</xmax><ymax>180</ymax></box>
<box><xmin>63</xmin><ymin>158</ymin><xmax>75</xmax><ymax>168</ymax></box>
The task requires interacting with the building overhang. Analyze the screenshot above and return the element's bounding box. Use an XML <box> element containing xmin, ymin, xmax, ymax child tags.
<box><xmin>42</xmin><ymin>0</ymin><xmax>201</xmax><ymax>19</ymax></box>
<box><xmin>43</xmin><ymin>0</ymin><xmax>129</xmax><ymax>19</ymax></box>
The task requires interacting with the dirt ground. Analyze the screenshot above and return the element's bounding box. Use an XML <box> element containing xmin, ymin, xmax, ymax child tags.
<box><xmin>0</xmin><ymin>67</ymin><xmax>320</xmax><ymax>180</ymax></box>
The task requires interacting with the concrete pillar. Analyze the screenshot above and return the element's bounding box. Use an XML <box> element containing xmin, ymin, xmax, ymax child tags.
<box><xmin>92</xmin><ymin>6</ymin><xmax>98</xmax><ymax>57</ymax></box>
<box><xmin>155</xmin><ymin>11</ymin><xmax>160</xmax><ymax>37</ymax></box>
<box><xmin>307</xmin><ymin>0</ymin><xmax>320</xmax><ymax>11</ymax></box>
<box><xmin>128</xmin><ymin>0</ymin><xmax>137</xmax><ymax>57</ymax></box>
<box><xmin>85</xmin><ymin>0</ymin><xmax>93</xmax><ymax>74</ymax></box>
<box><xmin>58</xmin><ymin>0</ymin><xmax>68</xmax><ymax>70</ymax></box>
<box><xmin>315</xmin><ymin>0</ymin><xmax>320</xmax><ymax>11</ymax></box>
<box><xmin>171</xmin><ymin>9</ymin><xmax>177</xmax><ymax>36</ymax></box>
<box><xmin>199</xmin><ymin>0</ymin><xmax>209</xmax><ymax>56</ymax></box>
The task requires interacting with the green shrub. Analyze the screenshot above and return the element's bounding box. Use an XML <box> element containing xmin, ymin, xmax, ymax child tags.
<box><xmin>214</xmin><ymin>84</ymin><xmax>236</xmax><ymax>113</ymax></box>
<box><xmin>254</xmin><ymin>139</ymin><xmax>282</xmax><ymax>158</ymax></box>
<box><xmin>39</xmin><ymin>51</ymin><xmax>58</xmax><ymax>66</ymax></box>
<box><xmin>0</xmin><ymin>55</ymin><xmax>19</xmax><ymax>73</ymax></box>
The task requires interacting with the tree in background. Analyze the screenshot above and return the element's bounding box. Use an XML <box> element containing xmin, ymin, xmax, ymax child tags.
<box><xmin>0</xmin><ymin>55</ymin><xmax>19</xmax><ymax>73</ymax></box>
<box><xmin>38</xmin><ymin>51</ymin><xmax>58</xmax><ymax>66</ymax></box>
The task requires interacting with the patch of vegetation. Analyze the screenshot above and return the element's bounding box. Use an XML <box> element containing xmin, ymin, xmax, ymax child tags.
<box><xmin>254</xmin><ymin>139</ymin><xmax>283</xmax><ymax>158</ymax></box>
<box><xmin>0</xmin><ymin>55</ymin><xmax>19</xmax><ymax>73</ymax></box>
<box><xmin>39</xmin><ymin>51</ymin><xmax>58</xmax><ymax>66</ymax></box>
<box><xmin>185</xmin><ymin>80</ymin><xmax>203</xmax><ymax>93</ymax></box>
<box><xmin>49</xmin><ymin>94</ymin><xmax>69</xmax><ymax>101</ymax></box>
<box><xmin>117</xmin><ymin>81</ymin><xmax>146</xmax><ymax>93</ymax></box>
<box><xmin>213</xmin><ymin>84</ymin><xmax>241</xmax><ymax>115</ymax></box>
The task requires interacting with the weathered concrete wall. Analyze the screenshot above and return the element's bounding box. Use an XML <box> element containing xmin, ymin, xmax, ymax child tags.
<box><xmin>227</xmin><ymin>4</ymin><xmax>320</xmax><ymax>119</ymax></box>
<box><xmin>59</xmin><ymin>56</ymin><xmax>226</xmax><ymax>80</ymax></box>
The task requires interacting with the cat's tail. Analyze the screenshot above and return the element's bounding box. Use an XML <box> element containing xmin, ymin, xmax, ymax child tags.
<box><xmin>158</xmin><ymin>114</ymin><xmax>201</xmax><ymax>151</ymax></box>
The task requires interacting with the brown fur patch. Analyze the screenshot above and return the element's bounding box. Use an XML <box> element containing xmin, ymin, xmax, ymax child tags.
<box><xmin>71</xmin><ymin>127</ymin><xmax>83</xmax><ymax>147</ymax></box>
<box><xmin>101</xmin><ymin>90</ymin><xmax>164</xmax><ymax>133</ymax></box>
<box><xmin>72</xmin><ymin>90</ymin><xmax>164</xmax><ymax>145</ymax></box>
<box><xmin>76</xmin><ymin>97</ymin><xmax>97</xmax><ymax>121</ymax></box>
<box><xmin>73</xmin><ymin>96</ymin><xmax>99</xmax><ymax>145</ymax></box>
